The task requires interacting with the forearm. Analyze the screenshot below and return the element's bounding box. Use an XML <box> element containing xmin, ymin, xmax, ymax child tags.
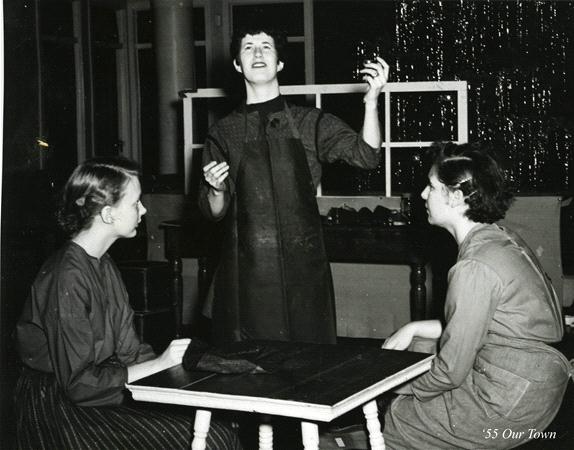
<box><xmin>127</xmin><ymin>356</ymin><xmax>173</xmax><ymax>383</ymax></box>
<box><xmin>396</xmin><ymin>320</ymin><xmax>443</xmax><ymax>342</ymax></box>
<box><xmin>207</xmin><ymin>188</ymin><xmax>226</xmax><ymax>218</ymax></box>
<box><xmin>410</xmin><ymin>349</ymin><xmax>466</xmax><ymax>400</ymax></box>
<box><xmin>410</xmin><ymin>320</ymin><xmax>443</xmax><ymax>339</ymax></box>
<box><xmin>361</xmin><ymin>99</ymin><xmax>382</xmax><ymax>149</ymax></box>
<box><xmin>383</xmin><ymin>320</ymin><xmax>442</xmax><ymax>350</ymax></box>
<box><xmin>59</xmin><ymin>359</ymin><xmax>128</xmax><ymax>406</ymax></box>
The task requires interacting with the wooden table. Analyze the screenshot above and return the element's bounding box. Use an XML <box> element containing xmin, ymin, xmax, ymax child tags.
<box><xmin>127</xmin><ymin>339</ymin><xmax>433</xmax><ymax>450</ymax></box>
<box><xmin>160</xmin><ymin>220</ymin><xmax>434</xmax><ymax>337</ymax></box>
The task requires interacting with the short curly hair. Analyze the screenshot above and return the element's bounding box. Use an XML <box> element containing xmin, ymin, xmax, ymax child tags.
<box><xmin>230</xmin><ymin>26</ymin><xmax>287</xmax><ymax>65</ymax></box>
<box><xmin>430</xmin><ymin>142</ymin><xmax>514</xmax><ymax>223</ymax></box>
<box><xmin>57</xmin><ymin>157</ymin><xmax>140</xmax><ymax>236</ymax></box>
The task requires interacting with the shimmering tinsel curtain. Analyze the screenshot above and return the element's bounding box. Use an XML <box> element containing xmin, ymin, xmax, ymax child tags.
<box><xmin>360</xmin><ymin>0</ymin><xmax>574</xmax><ymax>193</ymax></box>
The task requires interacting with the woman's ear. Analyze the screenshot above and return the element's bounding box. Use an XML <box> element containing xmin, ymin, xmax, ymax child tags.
<box><xmin>233</xmin><ymin>59</ymin><xmax>243</xmax><ymax>74</ymax></box>
<box><xmin>449</xmin><ymin>189</ymin><xmax>465</xmax><ymax>208</ymax></box>
<box><xmin>100</xmin><ymin>206</ymin><xmax>114</xmax><ymax>224</ymax></box>
<box><xmin>277</xmin><ymin>60</ymin><xmax>284</xmax><ymax>72</ymax></box>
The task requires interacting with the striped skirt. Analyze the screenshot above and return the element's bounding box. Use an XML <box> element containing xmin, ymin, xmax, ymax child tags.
<box><xmin>15</xmin><ymin>369</ymin><xmax>242</xmax><ymax>450</ymax></box>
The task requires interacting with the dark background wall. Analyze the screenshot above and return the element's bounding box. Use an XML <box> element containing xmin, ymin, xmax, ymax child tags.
<box><xmin>1</xmin><ymin>1</ymin><xmax>47</xmax><ymax>441</ymax></box>
<box><xmin>315</xmin><ymin>1</ymin><xmax>574</xmax><ymax>195</ymax></box>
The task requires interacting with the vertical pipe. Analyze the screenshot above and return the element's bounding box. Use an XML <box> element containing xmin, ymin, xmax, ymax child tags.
<box><xmin>152</xmin><ymin>0</ymin><xmax>195</xmax><ymax>175</ymax></box>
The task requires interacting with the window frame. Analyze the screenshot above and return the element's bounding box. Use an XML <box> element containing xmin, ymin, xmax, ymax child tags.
<box><xmin>181</xmin><ymin>80</ymin><xmax>468</xmax><ymax>198</ymax></box>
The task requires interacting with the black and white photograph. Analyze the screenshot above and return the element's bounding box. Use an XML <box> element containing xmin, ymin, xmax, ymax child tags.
<box><xmin>1</xmin><ymin>1</ymin><xmax>574</xmax><ymax>448</ymax></box>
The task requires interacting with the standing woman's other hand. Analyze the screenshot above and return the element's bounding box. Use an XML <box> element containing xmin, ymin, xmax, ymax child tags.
<box><xmin>363</xmin><ymin>56</ymin><xmax>390</xmax><ymax>104</ymax></box>
<box><xmin>203</xmin><ymin>161</ymin><xmax>229</xmax><ymax>192</ymax></box>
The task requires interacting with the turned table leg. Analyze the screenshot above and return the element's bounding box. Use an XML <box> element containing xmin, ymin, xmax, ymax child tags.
<box><xmin>191</xmin><ymin>409</ymin><xmax>212</xmax><ymax>450</ymax></box>
<box><xmin>363</xmin><ymin>400</ymin><xmax>385</xmax><ymax>450</ymax></box>
<box><xmin>301</xmin><ymin>421</ymin><xmax>319</xmax><ymax>450</ymax></box>
<box><xmin>170</xmin><ymin>256</ymin><xmax>183</xmax><ymax>338</ymax></box>
<box><xmin>259</xmin><ymin>422</ymin><xmax>273</xmax><ymax>450</ymax></box>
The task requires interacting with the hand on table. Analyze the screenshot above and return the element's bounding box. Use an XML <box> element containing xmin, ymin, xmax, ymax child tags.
<box><xmin>127</xmin><ymin>338</ymin><xmax>192</xmax><ymax>383</ymax></box>
<box><xmin>382</xmin><ymin>320</ymin><xmax>442</xmax><ymax>351</ymax></box>
<box><xmin>160</xmin><ymin>338</ymin><xmax>192</xmax><ymax>368</ymax></box>
<box><xmin>381</xmin><ymin>324</ymin><xmax>414</xmax><ymax>351</ymax></box>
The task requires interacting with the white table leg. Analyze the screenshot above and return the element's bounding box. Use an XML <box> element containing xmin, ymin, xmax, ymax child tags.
<box><xmin>301</xmin><ymin>421</ymin><xmax>319</xmax><ymax>450</ymax></box>
<box><xmin>191</xmin><ymin>409</ymin><xmax>212</xmax><ymax>450</ymax></box>
<box><xmin>363</xmin><ymin>400</ymin><xmax>385</xmax><ymax>450</ymax></box>
<box><xmin>259</xmin><ymin>422</ymin><xmax>273</xmax><ymax>450</ymax></box>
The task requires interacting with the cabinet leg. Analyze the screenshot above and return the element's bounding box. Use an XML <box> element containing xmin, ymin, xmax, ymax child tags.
<box><xmin>410</xmin><ymin>263</ymin><xmax>427</xmax><ymax>320</ymax></box>
<box><xmin>171</xmin><ymin>257</ymin><xmax>183</xmax><ymax>338</ymax></box>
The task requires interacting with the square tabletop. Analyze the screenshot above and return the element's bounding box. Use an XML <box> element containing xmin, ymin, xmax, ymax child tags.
<box><xmin>127</xmin><ymin>340</ymin><xmax>433</xmax><ymax>422</ymax></box>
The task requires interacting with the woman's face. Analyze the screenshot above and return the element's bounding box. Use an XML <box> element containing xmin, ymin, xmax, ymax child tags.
<box><xmin>421</xmin><ymin>167</ymin><xmax>452</xmax><ymax>228</ymax></box>
<box><xmin>109</xmin><ymin>176</ymin><xmax>146</xmax><ymax>238</ymax></box>
<box><xmin>234</xmin><ymin>32</ymin><xmax>284</xmax><ymax>84</ymax></box>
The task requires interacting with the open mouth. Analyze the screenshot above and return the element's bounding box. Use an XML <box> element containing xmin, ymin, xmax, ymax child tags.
<box><xmin>252</xmin><ymin>62</ymin><xmax>266</xmax><ymax>68</ymax></box>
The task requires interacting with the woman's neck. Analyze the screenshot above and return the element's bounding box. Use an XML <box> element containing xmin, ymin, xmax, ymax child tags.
<box><xmin>72</xmin><ymin>227</ymin><xmax>116</xmax><ymax>259</ymax></box>
<box><xmin>245</xmin><ymin>80</ymin><xmax>281</xmax><ymax>105</ymax></box>
<box><xmin>452</xmin><ymin>218</ymin><xmax>482</xmax><ymax>245</ymax></box>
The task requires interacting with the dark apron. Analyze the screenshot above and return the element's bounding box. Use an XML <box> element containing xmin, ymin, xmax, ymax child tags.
<box><xmin>212</xmin><ymin>105</ymin><xmax>336</xmax><ymax>344</ymax></box>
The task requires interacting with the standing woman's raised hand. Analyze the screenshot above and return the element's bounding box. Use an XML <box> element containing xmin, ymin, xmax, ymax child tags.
<box><xmin>362</xmin><ymin>56</ymin><xmax>390</xmax><ymax>103</ymax></box>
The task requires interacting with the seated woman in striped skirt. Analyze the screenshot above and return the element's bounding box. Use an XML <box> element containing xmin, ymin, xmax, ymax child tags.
<box><xmin>15</xmin><ymin>157</ymin><xmax>242</xmax><ymax>450</ymax></box>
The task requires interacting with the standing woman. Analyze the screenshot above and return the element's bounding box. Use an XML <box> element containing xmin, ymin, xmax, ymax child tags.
<box><xmin>382</xmin><ymin>143</ymin><xmax>571</xmax><ymax>449</ymax></box>
<box><xmin>199</xmin><ymin>26</ymin><xmax>388</xmax><ymax>345</ymax></box>
<box><xmin>15</xmin><ymin>158</ymin><xmax>241</xmax><ymax>449</ymax></box>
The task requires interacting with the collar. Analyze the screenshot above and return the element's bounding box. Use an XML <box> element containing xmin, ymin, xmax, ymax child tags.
<box><xmin>244</xmin><ymin>95</ymin><xmax>284</xmax><ymax>117</ymax></box>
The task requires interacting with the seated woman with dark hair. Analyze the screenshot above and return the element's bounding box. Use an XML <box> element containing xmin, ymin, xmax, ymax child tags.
<box><xmin>382</xmin><ymin>142</ymin><xmax>571</xmax><ymax>449</ymax></box>
<box><xmin>15</xmin><ymin>157</ymin><xmax>241</xmax><ymax>450</ymax></box>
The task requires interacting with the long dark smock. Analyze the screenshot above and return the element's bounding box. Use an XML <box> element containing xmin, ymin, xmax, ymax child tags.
<box><xmin>15</xmin><ymin>241</ymin><xmax>241</xmax><ymax>450</ymax></box>
<box><xmin>198</xmin><ymin>96</ymin><xmax>380</xmax><ymax>344</ymax></box>
<box><xmin>384</xmin><ymin>224</ymin><xmax>571</xmax><ymax>449</ymax></box>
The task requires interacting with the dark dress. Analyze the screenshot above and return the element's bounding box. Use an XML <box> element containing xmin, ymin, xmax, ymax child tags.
<box><xmin>198</xmin><ymin>96</ymin><xmax>381</xmax><ymax>345</ymax></box>
<box><xmin>15</xmin><ymin>241</ymin><xmax>241</xmax><ymax>450</ymax></box>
